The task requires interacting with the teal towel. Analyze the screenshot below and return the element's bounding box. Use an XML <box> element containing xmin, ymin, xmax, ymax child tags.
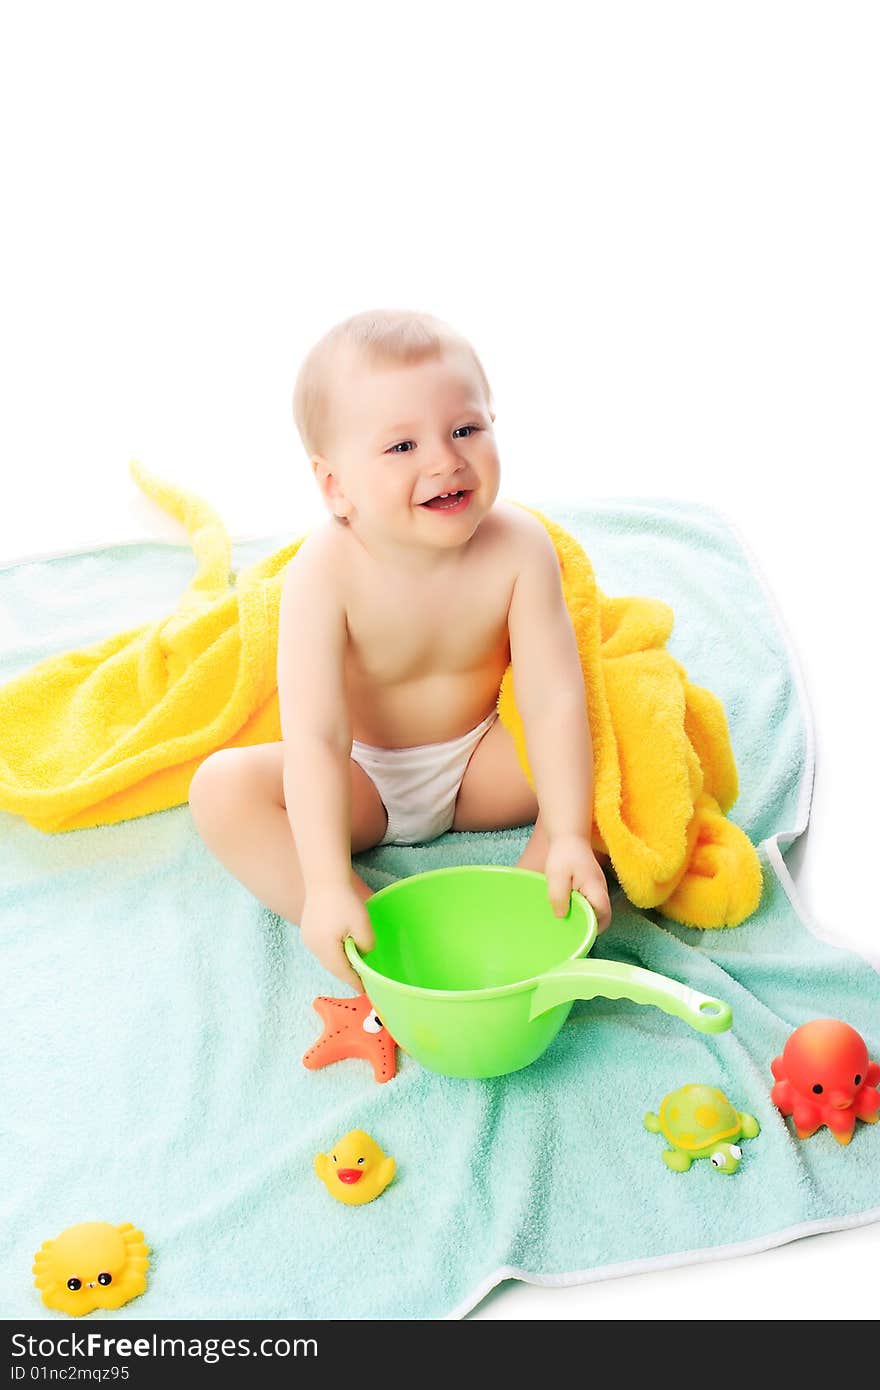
<box><xmin>2</xmin><ymin>499</ymin><xmax>878</xmax><ymax>1321</ymax></box>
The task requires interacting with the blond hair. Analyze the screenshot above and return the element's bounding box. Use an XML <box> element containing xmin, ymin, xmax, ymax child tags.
<box><xmin>292</xmin><ymin>308</ymin><xmax>494</xmax><ymax>459</ymax></box>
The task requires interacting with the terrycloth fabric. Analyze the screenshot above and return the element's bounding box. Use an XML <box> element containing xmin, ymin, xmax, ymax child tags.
<box><xmin>497</xmin><ymin>506</ymin><xmax>760</xmax><ymax>927</ymax></box>
<box><xmin>0</xmin><ymin>463</ymin><xmax>760</xmax><ymax>929</ymax></box>
<box><xmin>0</xmin><ymin>464</ymin><xmax>295</xmax><ymax>834</ymax></box>
<box><xmin>2</xmin><ymin>502</ymin><xmax>878</xmax><ymax>1322</ymax></box>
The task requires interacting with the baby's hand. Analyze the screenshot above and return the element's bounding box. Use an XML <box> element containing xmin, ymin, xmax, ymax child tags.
<box><xmin>299</xmin><ymin>884</ymin><xmax>376</xmax><ymax>993</ymax></box>
<box><xmin>544</xmin><ymin>834</ymin><xmax>612</xmax><ymax>932</ymax></box>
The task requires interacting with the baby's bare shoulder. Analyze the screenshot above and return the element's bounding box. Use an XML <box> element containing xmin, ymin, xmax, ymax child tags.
<box><xmin>281</xmin><ymin>521</ymin><xmax>351</xmax><ymax>612</ymax></box>
<box><xmin>487</xmin><ymin>500</ymin><xmax>557</xmax><ymax>569</ymax></box>
<box><xmin>286</xmin><ymin>520</ymin><xmax>348</xmax><ymax>577</ymax></box>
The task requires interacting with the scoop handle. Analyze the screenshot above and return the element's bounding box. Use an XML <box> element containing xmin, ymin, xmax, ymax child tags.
<box><xmin>528</xmin><ymin>959</ymin><xmax>732</xmax><ymax>1034</ymax></box>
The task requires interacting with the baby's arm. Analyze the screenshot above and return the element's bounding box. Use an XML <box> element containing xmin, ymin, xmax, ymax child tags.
<box><xmin>277</xmin><ymin>537</ymin><xmax>374</xmax><ymax>987</ymax></box>
<box><xmin>507</xmin><ymin>517</ymin><xmax>611</xmax><ymax>928</ymax></box>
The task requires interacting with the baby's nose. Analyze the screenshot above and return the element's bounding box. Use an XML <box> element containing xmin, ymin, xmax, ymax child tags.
<box><xmin>430</xmin><ymin>439</ymin><xmax>466</xmax><ymax>469</ymax></box>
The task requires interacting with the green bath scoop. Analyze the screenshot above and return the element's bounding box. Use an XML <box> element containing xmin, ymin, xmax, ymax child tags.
<box><xmin>345</xmin><ymin>865</ymin><xmax>732</xmax><ymax>1079</ymax></box>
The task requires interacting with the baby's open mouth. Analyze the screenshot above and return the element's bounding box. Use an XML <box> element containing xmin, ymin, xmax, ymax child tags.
<box><xmin>419</xmin><ymin>489</ymin><xmax>471</xmax><ymax>510</ymax></box>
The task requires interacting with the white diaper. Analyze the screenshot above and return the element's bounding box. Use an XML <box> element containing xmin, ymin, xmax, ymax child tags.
<box><xmin>350</xmin><ymin>710</ymin><xmax>499</xmax><ymax>846</ymax></box>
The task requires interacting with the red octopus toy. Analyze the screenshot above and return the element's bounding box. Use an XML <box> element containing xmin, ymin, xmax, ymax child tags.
<box><xmin>771</xmin><ymin>1019</ymin><xmax>880</xmax><ymax>1144</ymax></box>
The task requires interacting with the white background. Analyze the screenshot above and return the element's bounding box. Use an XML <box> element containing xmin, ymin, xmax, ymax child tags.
<box><xmin>2</xmin><ymin>3</ymin><xmax>878</xmax><ymax>1319</ymax></box>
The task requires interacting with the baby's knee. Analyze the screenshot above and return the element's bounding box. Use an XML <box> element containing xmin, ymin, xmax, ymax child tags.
<box><xmin>188</xmin><ymin>749</ymin><xmax>250</xmax><ymax>833</ymax></box>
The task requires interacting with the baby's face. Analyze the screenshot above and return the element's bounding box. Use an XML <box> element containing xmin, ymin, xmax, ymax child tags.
<box><xmin>313</xmin><ymin>347</ymin><xmax>500</xmax><ymax>552</ymax></box>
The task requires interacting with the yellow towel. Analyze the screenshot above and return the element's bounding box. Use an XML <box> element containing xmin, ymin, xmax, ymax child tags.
<box><xmin>0</xmin><ymin>462</ymin><xmax>761</xmax><ymax>929</ymax></box>
<box><xmin>497</xmin><ymin>509</ymin><xmax>761</xmax><ymax>928</ymax></box>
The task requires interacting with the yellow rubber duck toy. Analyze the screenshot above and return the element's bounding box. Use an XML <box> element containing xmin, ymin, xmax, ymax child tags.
<box><xmin>314</xmin><ymin>1129</ymin><xmax>395</xmax><ymax>1206</ymax></box>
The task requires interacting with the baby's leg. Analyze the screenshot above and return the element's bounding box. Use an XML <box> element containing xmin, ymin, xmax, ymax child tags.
<box><xmin>452</xmin><ymin>718</ymin><xmax>609</xmax><ymax>871</ymax></box>
<box><xmin>188</xmin><ymin>742</ymin><xmax>388</xmax><ymax>924</ymax></box>
<box><xmin>517</xmin><ymin>812</ymin><xmax>610</xmax><ymax>871</ymax></box>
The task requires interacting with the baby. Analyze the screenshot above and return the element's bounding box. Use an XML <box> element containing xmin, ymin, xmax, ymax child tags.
<box><xmin>189</xmin><ymin>308</ymin><xmax>611</xmax><ymax>992</ymax></box>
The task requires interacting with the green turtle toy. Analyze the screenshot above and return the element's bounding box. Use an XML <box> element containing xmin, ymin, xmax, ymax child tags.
<box><xmin>644</xmin><ymin>1084</ymin><xmax>760</xmax><ymax>1173</ymax></box>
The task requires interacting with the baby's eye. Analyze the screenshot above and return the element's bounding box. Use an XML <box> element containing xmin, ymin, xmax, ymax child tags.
<box><xmin>98</xmin><ymin>1272</ymin><xmax>113</xmax><ymax>1286</ymax></box>
<box><xmin>67</xmin><ymin>1277</ymin><xmax>82</xmax><ymax>1291</ymax></box>
<box><xmin>388</xmin><ymin>425</ymin><xmax>480</xmax><ymax>453</ymax></box>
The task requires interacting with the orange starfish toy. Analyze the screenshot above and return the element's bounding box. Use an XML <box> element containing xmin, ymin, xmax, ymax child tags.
<box><xmin>303</xmin><ymin>994</ymin><xmax>397</xmax><ymax>1083</ymax></box>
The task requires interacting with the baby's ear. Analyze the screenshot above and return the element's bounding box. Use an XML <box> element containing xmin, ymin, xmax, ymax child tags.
<box><xmin>312</xmin><ymin>455</ymin><xmax>352</xmax><ymax>521</ymax></box>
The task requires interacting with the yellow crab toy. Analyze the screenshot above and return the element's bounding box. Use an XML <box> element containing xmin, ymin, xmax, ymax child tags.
<box><xmin>33</xmin><ymin>1221</ymin><xmax>150</xmax><ymax>1316</ymax></box>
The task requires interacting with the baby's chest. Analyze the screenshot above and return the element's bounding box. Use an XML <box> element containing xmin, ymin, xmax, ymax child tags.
<box><xmin>345</xmin><ymin>590</ymin><xmax>510</xmax><ymax>681</ymax></box>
